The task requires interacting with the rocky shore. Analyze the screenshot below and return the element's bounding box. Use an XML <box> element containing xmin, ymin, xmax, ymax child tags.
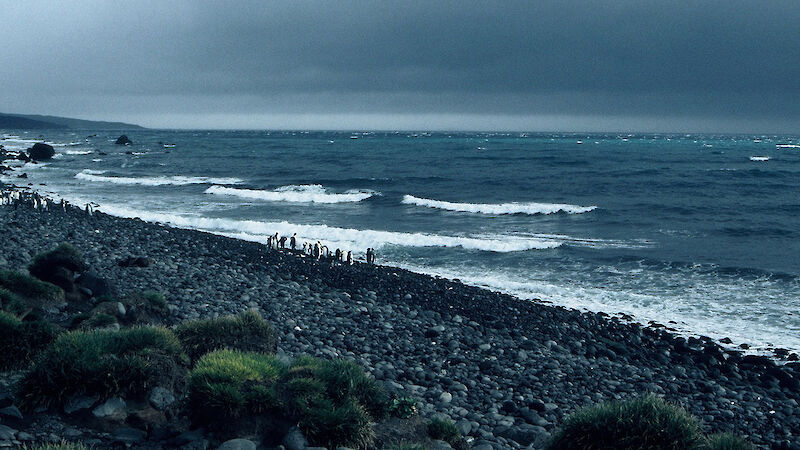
<box><xmin>1</xmin><ymin>186</ymin><xmax>799</xmax><ymax>449</ymax></box>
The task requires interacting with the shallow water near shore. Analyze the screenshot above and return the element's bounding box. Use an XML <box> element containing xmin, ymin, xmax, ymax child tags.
<box><xmin>3</xmin><ymin>129</ymin><xmax>800</xmax><ymax>352</ymax></box>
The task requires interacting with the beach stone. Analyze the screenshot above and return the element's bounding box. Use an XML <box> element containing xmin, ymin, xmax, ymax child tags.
<box><xmin>28</xmin><ymin>142</ymin><xmax>55</xmax><ymax>160</ymax></box>
<box><xmin>217</xmin><ymin>438</ymin><xmax>257</xmax><ymax>450</ymax></box>
<box><xmin>115</xmin><ymin>135</ymin><xmax>132</xmax><ymax>145</ymax></box>
<box><xmin>77</xmin><ymin>271</ymin><xmax>113</xmax><ymax>297</ymax></box>
<box><xmin>149</xmin><ymin>387</ymin><xmax>176</xmax><ymax>410</ymax></box>
<box><xmin>64</xmin><ymin>394</ymin><xmax>99</xmax><ymax>414</ymax></box>
<box><xmin>92</xmin><ymin>397</ymin><xmax>127</xmax><ymax>419</ymax></box>
<box><xmin>283</xmin><ymin>426</ymin><xmax>308</xmax><ymax>450</ymax></box>
<box><xmin>439</xmin><ymin>392</ymin><xmax>453</xmax><ymax>403</ymax></box>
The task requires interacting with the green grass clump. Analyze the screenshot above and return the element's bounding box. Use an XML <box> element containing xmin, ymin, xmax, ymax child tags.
<box><xmin>29</xmin><ymin>243</ymin><xmax>88</xmax><ymax>281</ymax></box>
<box><xmin>389</xmin><ymin>396</ymin><xmax>418</xmax><ymax>419</ymax></box>
<box><xmin>188</xmin><ymin>349</ymin><xmax>284</xmax><ymax>422</ymax></box>
<box><xmin>18</xmin><ymin>326</ymin><xmax>186</xmax><ymax>408</ymax></box>
<box><xmin>427</xmin><ymin>417</ymin><xmax>462</xmax><ymax>446</ymax></box>
<box><xmin>0</xmin><ymin>310</ymin><xmax>60</xmax><ymax>370</ymax></box>
<box><xmin>704</xmin><ymin>433</ymin><xmax>754</xmax><ymax>450</ymax></box>
<box><xmin>280</xmin><ymin>356</ymin><xmax>387</xmax><ymax>448</ymax></box>
<box><xmin>0</xmin><ymin>287</ymin><xmax>29</xmax><ymax>316</ymax></box>
<box><xmin>547</xmin><ymin>394</ymin><xmax>704</xmax><ymax>450</ymax></box>
<box><xmin>176</xmin><ymin>309</ymin><xmax>277</xmax><ymax>362</ymax></box>
<box><xmin>0</xmin><ymin>270</ymin><xmax>64</xmax><ymax>306</ymax></box>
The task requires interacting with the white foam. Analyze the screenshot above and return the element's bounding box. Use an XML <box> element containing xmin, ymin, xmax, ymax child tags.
<box><xmin>205</xmin><ymin>184</ymin><xmax>376</xmax><ymax>203</ymax></box>
<box><xmin>402</xmin><ymin>195</ymin><xmax>597</xmax><ymax>215</ymax></box>
<box><xmin>749</xmin><ymin>156</ymin><xmax>770</xmax><ymax>162</ymax></box>
<box><xmin>75</xmin><ymin>170</ymin><xmax>242</xmax><ymax>186</ymax></box>
<box><xmin>64</xmin><ymin>150</ymin><xmax>93</xmax><ymax>155</ymax></box>
<box><xmin>776</xmin><ymin>144</ymin><xmax>800</xmax><ymax>149</ymax></box>
<box><xmin>70</xmin><ymin>200</ymin><xmax>560</xmax><ymax>253</ymax></box>
<box><xmin>396</xmin><ymin>261</ymin><xmax>800</xmax><ymax>353</ymax></box>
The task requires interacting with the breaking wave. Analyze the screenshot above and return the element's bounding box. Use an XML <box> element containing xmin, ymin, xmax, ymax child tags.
<box><xmin>205</xmin><ymin>184</ymin><xmax>376</xmax><ymax>203</ymax></box>
<box><xmin>402</xmin><ymin>195</ymin><xmax>597</xmax><ymax>215</ymax></box>
<box><xmin>69</xmin><ymin>199</ymin><xmax>560</xmax><ymax>253</ymax></box>
<box><xmin>75</xmin><ymin>170</ymin><xmax>242</xmax><ymax>186</ymax></box>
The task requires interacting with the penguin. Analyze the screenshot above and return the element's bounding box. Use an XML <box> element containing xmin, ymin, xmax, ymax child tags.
<box><xmin>346</xmin><ymin>251</ymin><xmax>353</xmax><ymax>265</ymax></box>
<box><xmin>290</xmin><ymin>233</ymin><xmax>297</xmax><ymax>250</ymax></box>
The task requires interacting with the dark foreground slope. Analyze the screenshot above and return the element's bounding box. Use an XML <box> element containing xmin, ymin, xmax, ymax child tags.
<box><xmin>0</xmin><ymin>192</ymin><xmax>798</xmax><ymax>448</ymax></box>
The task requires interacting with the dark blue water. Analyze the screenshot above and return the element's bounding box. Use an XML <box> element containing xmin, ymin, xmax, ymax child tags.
<box><xmin>3</xmin><ymin>130</ymin><xmax>799</xmax><ymax>351</ymax></box>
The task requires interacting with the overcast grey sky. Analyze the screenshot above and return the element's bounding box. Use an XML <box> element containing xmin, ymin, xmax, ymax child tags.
<box><xmin>1</xmin><ymin>1</ymin><xmax>798</xmax><ymax>132</ymax></box>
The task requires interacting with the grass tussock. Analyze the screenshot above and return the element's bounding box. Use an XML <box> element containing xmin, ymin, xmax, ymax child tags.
<box><xmin>0</xmin><ymin>287</ymin><xmax>29</xmax><ymax>316</ymax></box>
<box><xmin>547</xmin><ymin>394</ymin><xmax>706</xmax><ymax>450</ymax></box>
<box><xmin>0</xmin><ymin>270</ymin><xmax>64</xmax><ymax>306</ymax></box>
<box><xmin>280</xmin><ymin>355</ymin><xmax>387</xmax><ymax>449</ymax></box>
<box><xmin>18</xmin><ymin>326</ymin><xmax>187</xmax><ymax>409</ymax></box>
<box><xmin>188</xmin><ymin>349</ymin><xmax>284</xmax><ymax>422</ymax></box>
<box><xmin>704</xmin><ymin>433</ymin><xmax>754</xmax><ymax>450</ymax></box>
<box><xmin>427</xmin><ymin>417</ymin><xmax>462</xmax><ymax>446</ymax></box>
<box><xmin>176</xmin><ymin>309</ymin><xmax>277</xmax><ymax>362</ymax></box>
<box><xmin>0</xmin><ymin>310</ymin><xmax>60</xmax><ymax>370</ymax></box>
<box><xmin>28</xmin><ymin>243</ymin><xmax>88</xmax><ymax>283</ymax></box>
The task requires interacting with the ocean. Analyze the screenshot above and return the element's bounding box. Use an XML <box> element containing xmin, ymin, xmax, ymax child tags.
<box><xmin>2</xmin><ymin>129</ymin><xmax>799</xmax><ymax>352</ymax></box>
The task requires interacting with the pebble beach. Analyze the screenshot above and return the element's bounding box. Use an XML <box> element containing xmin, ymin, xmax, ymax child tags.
<box><xmin>1</xmin><ymin>186</ymin><xmax>799</xmax><ymax>448</ymax></box>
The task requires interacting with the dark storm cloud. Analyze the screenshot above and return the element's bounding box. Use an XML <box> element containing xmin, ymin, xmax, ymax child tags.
<box><xmin>1</xmin><ymin>0</ymin><xmax>798</xmax><ymax>131</ymax></box>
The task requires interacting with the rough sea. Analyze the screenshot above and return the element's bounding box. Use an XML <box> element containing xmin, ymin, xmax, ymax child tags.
<box><xmin>3</xmin><ymin>129</ymin><xmax>799</xmax><ymax>353</ymax></box>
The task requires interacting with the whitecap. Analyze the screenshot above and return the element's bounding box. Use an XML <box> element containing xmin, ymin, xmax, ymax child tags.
<box><xmin>205</xmin><ymin>184</ymin><xmax>376</xmax><ymax>204</ymax></box>
<box><xmin>749</xmin><ymin>156</ymin><xmax>770</xmax><ymax>162</ymax></box>
<box><xmin>75</xmin><ymin>169</ymin><xmax>242</xmax><ymax>186</ymax></box>
<box><xmin>402</xmin><ymin>195</ymin><xmax>597</xmax><ymax>215</ymax></box>
<box><xmin>64</xmin><ymin>199</ymin><xmax>560</xmax><ymax>253</ymax></box>
<box><xmin>64</xmin><ymin>150</ymin><xmax>93</xmax><ymax>155</ymax></box>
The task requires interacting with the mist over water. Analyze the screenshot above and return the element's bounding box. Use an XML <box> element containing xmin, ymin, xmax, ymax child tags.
<box><xmin>3</xmin><ymin>129</ymin><xmax>800</xmax><ymax>352</ymax></box>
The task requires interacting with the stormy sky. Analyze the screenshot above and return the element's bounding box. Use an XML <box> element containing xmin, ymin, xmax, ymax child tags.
<box><xmin>1</xmin><ymin>1</ymin><xmax>798</xmax><ymax>132</ymax></box>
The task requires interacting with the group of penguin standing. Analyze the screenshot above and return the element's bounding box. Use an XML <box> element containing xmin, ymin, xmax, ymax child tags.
<box><xmin>265</xmin><ymin>231</ymin><xmax>375</xmax><ymax>266</ymax></box>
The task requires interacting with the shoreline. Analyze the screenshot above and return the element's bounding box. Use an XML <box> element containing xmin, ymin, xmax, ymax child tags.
<box><xmin>1</xmin><ymin>185</ymin><xmax>799</xmax><ymax>447</ymax></box>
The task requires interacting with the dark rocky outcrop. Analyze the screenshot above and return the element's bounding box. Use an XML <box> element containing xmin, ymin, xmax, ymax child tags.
<box><xmin>27</xmin><ymin>143</ymin><xmax>55</xmax><ymax>161</ymax></box>
<box><xmin>115</xmin><ymin>135</ymin><xmax>132</xmax><ymax>145</ymax></box>
<box><xmin>28</xmin><ymin>142</ymin><xmax>56</xmax><ymax>161</ymax></box>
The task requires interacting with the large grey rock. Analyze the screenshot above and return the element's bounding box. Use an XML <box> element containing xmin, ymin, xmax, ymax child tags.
<box><xmin>217</xmin><ymin>439</ymin><xmax>257</xmax><ymax>450</ymax></box>
<box><xmin>92</xmin><ymin>397</ymin><xmax>127</xmax><ymax>419</ymax></box>
<box><xmin>283</xmin><ymin>426</ymin><xmax>309</xmax><ymax>450</ymax></box>
<box><xmin>64</xmin><ymin>395</ymin><xmax>99</xmax><ymax>414</ymax></box>
<box><xmin>149</xmin><ymin>387</ymin><xmax>176</xmax><ymax>410</ymax></box>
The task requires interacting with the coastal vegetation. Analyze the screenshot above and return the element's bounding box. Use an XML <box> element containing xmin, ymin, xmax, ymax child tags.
<box><xmin>547</xmin><ymin>394</ymin><xmax>752</xmax><ymax>450</ymax></box>
<box><xmin>176</xmin><ymin>309</ymin><xmax>278</xmax><ymax>362</ymax></box>
<box><xmin>18</xmin><ymin>326</ymin><xmax>187</xmax><ymax>408</ymax></box>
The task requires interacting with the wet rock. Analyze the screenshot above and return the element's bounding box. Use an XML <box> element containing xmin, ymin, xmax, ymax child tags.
<box><xmin>28</xmin><ymin>142</ymin><xmax>55</xmax><ymax>161</ymax></box>
<box><xmin>115</xmin><ymin>135</ymin><xmax>132</xmax><ymax>145</ymax></box>
<box><xmin>0</xmin><ymin>425</ymin><xmax>16</xmax><ymax>440</ymax></box>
